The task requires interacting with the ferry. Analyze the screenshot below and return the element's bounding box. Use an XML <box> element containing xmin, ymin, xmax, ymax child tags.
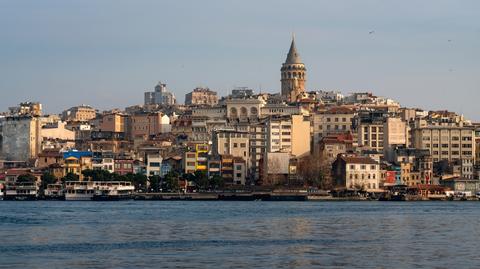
<box><xmin>64</xmin><ymin>181</ymin><xmax>134</xmax><ymax>201</ymax></box>
<box><xmin>44</xmin><ymin>184</ymin><xmax>65</xmax><ymax>200</ymax></box>
<box><xmin>92</xmin><ymin>181</ymin><xmax>135</xmax><ymax>201</ymax></box>
<box><xmin>4</xmin><ymin>182</ymin><xmax>38</xmax><ymax>200</ymax></box>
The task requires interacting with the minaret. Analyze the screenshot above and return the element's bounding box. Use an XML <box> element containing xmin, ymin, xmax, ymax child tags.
<box><xmin>281</xmin><ymin>35</ymin><xmax>306</xmax><ymax>102</ymax></box>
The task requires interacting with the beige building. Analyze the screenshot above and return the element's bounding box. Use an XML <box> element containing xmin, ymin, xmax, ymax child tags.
<box><xmin>61</xmin><ymin>105</ymin><xmax>96</xmax><ymax>122</ymax></box>
<box><xmin>131</xmin><ymin>112</ymin><xmax>171</xmax><ymax>139</ymax></box>
<box><xmin>212</xmin><ymin>130</ymin><xmax>249</xmax><ymax>162</ymax></box>
<box><xmin>412</xmin><ymin>125</ymin><xmax>475</xmax><ymax>163</ymax></box>
<box><xmin>98</xmin><ymin>113</ymin><xmax>129</xmax><ymax>133</ymax></box>
<box><xmin>383</xmin><ymin>117</ymin><xmax>410</xmax><ymax>161</ymax></box>
<box><xmin>332</xmin><ymin>154</ymin><xmax>380</xmax><ymax>190</ymax></box>
<box><xmin>281</xmin><ymin>36</ymin><xmax>306</xmax><ymax>102</ymax></box>
<box><xmin>185</xmin><ymin>87</ymin><xmax>218</xmax><ymax>106</ymax></box>
<box><xmin>266</xmin><ymin>115</ymin><xmax>310</xmax><ymax>158</ymax></box>
<box><xmin>312</xmin><ymin>107</ymin><xmax>356</xmax><ymax>146</ymax></box>
<box><xmin>357</xmin><ymin>121</ymin><xmax>384</xmax><ymax>152</ymax></box>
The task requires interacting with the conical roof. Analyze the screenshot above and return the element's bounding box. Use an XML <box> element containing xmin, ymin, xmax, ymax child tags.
<box><xmin>285</xmin><ymin>36</ymin><xmax>302</xmax><ymax>64</ymax></box>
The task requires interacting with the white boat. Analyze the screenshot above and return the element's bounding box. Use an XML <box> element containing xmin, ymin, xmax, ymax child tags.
<box><xmin>64</xmin><ymin>181</ymin><xmax>134</xmax><ymax>201</ymax></box>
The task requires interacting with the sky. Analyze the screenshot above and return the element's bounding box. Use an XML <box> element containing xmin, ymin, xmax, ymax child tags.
<box><xmin>0</xmin><ymin>0</ymin><xmax>479</xmax><ymax>120</ymax></box>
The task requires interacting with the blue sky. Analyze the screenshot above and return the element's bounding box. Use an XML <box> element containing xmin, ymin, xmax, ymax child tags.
<box><xmin>1</xmin><ymin>0</ymin><xmax>479</xmax><ymax>119</ymax></box>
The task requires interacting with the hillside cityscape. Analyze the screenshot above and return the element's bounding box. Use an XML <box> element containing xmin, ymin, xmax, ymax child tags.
<box><xmin>1</xmin><ymin>37</ymin><xmax>478</xmax><ymax>201</ymax></box>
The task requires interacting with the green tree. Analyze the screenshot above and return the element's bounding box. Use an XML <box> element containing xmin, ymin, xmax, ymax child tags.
<box><xmin>17</xmin><ymin>174</ymin><xmax>37</xmax><ymax>183</ymax></box>
<box><xmin>192</xmin><ymin>170</ymin><xmax>208</xmax><ymax>191</ymax></box>
<box><xmin>209</xmin><ymin>175</ymin><xmax>225</xmax><ymax>190</ymax></box>
<box><xmin>149</xmin><ymin>175</ymin><xmax>161</xmax><ymax>192</ymax></box>
<box><xmin>40</xmin><ymin>172</ymin><xmax>57</xmax><ymax>190</ymax></box>
<box><xmin>164</xmin><ymin>171</ymin><xmax>180</xmax><ymax>192</ymax></box>
<box><xmin>62</xmin><ymin>172</ymin><xmax>79</xmax><ymax>182</ymax></box>
<box><xmin>128</xmin><ymin>173</ymin><xmax>147</xmax><ymax>192</ymax></box>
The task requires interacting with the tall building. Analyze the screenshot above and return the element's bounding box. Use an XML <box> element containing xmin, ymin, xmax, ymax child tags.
<box><xmin>61</xmin><ymin>105</ymin><xmax>96</xmax><ymax>122</ymax></box>
<box><xmin>1</xmin><ymin>116</ymin><xmax>42</xmax><ymax>161</ymax></box>
<box><xmin>185</xmin><ymin>87</ymin><xmax>218</xmax><ymax>106</ymax></box>
<box><xmin>144</xmin><ymin>82</ymin><xmax>176</xmax><ymax>106</ymax></box>
<box><xmin>281</xmin><ymin>36</ymin><xmax>306</xmax><ymax>102</ymax></box>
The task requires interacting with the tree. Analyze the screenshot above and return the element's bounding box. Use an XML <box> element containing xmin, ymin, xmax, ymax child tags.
<box><xmin>164</xmin><ymin>171</ymin><xmax>179</xmax><ymax>192</ymax></box>
<box><xmin>127</xmin><ymin>173</ymin><xmax>147</xmax><ymax>192</ymax></box>
<box><xmin>62</xmin><ymin>172</ymin><xmax>79</xmax><ymax>182</ymax></box>
<box><xmin>297</xmin><ymin>152</ymin><xmax>333</xmax><ymax>190</ymax></box>
<box><xmin>192</xmin><ymin>170</ymin><xmax>208</xmax><ymax>191</ymax></box>
<box><xmin>40</xmin><ymin>172</ymin><xmax>57</xmax><ymax>190</ymax></box>
<box><xmin>209</xmin><ymin>175</ymin><xmax>225</xmax><ymax>190</ymax></box>
<box><xmin>149</xmin><ymin>175</ymin><xmax>161</xmax><ymax>192</ymax></box>
<box><xmin>17</xmin><ymin>174</ymin><xmax>37</xmax><ymax>183</ymax></box>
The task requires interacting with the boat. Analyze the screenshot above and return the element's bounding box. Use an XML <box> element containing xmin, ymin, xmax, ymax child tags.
<box><xmin>65</xmin><ymin>181</ymin><xmax>134</xmax><ymax>201</ymax></box>
<box><xmin>44</xmin><ymin>184</ymin><xmax>65</xmax><ymax>200</ymax></box>
<box><xmin>4</xmin><ymin>182</ymin><xmax>38</xmax><ymax>200</ymax></box>
<box><xmin>92</xmin><ymin>182</ymin><xmax>135</xmax><ymax>201</ymax></box>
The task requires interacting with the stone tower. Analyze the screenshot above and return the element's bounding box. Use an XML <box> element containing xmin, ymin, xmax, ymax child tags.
<box><xmin>281</xmin><ymin>36</ymin><xmax>306</xmax><ymax>102</ymax></box>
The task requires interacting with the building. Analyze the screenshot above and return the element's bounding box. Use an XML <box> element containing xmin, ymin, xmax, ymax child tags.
<box><xmin>440</xmin><ymin>177</ymin><xmax>480</xmax><ymax>196</ymax></box>
<box><xmin>1</xmin><ymin>116</ymin><xmax>42</xmax><ymax>161</ymax></box>
<box><xmin>144</xmin><ymin>82</ymin><xmax>176</xmax><ymax>106</ymax></box>
<box><xmin>281</xmin><ymin>36</ymin><xmax>306</xmax><ymax>102</ymax></box>
<box><xmin>131</xmin><ymin>112</ymin><xmax>171</xmax><ymax>139</ymax></box>
<box><xmin>266</xmin><ymin>115</ymin><xmax>310</xmax><ymax>158</ymax></box>
<box><xmin>114</xmin><ymin>158</ymin><xmax>134</xmax><ymax>175</ymax></box>
<box><xmin>8</xmin><ymin>102</ymin><xmax>42</xmax><ymax>116</ymax></box>
<box><xmin>312</xmin><ymin>107</ymin><xmax>356</xmax><ymax>145</ymax></box>
<box><xmin>233</xmin><ymin>157</ymin><xmax>247</xmax><ymax>185</ymax></box>
<box><xmin>383</xmin><ymin>117</ymin><xmax>410</xmax><ymax>161</ymax></box>
<box><xmin>61</xmin><ymin>105</ymin><xmax>96</xmax><ymax>122</ymax></box>
<box><xmin>412</xmin><ymin>124</ymin><xmax>475</xmax><ymax>164</ymax></box>
<box><xmin>262</xmin><ymin>152</ymin><xmax>291</xmax><ymax>185</ymax></box>
<box><xmin>63</xmin><ymin>151</ymin><xmax>93</xmax><ymax>180</ymax></box>
<box><xmin>185</xmin><ymin>87</ymin><xmax>218</xmax><ymax>106</ymax></box>
<box><xmin>146</xmin><ymin>154</ymin><xmax>162</xmax><ymax>177</ymax></box>
<box><xmin>332</xmin><ymin>154</ymin><xmax>380</xmax><ymax>190</ymax></box>
<box><xmin>97</xmin><ymin>113</ymin><xmax>129</xmax><ymax>134</ymax></box>
<box><xmin>318</xmin><ymin>133</ymin><xmax>354</xmax><ymax>163</ymax></box>
<box><xmin>212</xmin><ymin>129</ymin><xmax>249</xmax><ymax>162</ymax></box>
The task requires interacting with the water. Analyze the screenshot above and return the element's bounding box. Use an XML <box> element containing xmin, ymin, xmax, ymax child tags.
<box><xmin>1</xmin><ymin>201</ymin><xmax>480</xmax><ymax>268</ymax></box>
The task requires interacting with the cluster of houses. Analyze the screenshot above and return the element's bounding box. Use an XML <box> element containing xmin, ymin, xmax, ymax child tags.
<box><xmin>1</xmin><ymin>38</ymin><xmax>479</xmax><ymax>199</ymax></box>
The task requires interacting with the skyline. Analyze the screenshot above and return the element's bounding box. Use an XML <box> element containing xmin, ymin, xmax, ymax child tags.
<box><xmin>1</xmin><ymin>0</ymin><xmax>479</xmax><ymax>119</ymax></box>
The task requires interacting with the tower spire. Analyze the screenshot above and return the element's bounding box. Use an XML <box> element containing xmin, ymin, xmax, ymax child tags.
<box><xmin>285</xmin><ymin>34</ymin><xmax>301</xmax><ymax>64</ymax></box>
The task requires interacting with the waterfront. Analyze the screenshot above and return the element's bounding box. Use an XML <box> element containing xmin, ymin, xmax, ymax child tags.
<box><xmin>1</xmin><ymin>201</ymin><xmax>480</xmax><ymax>268</ymax></box>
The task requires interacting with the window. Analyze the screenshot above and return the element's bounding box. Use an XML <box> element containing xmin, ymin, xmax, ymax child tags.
<box><xmin>234</xmin><ymin>143</ymin><xmax>238</xmax><ymax>148</ymax></box>
<box><xmin>240</xmin><ymin>143</ymin><xmax>246</xmax><ymax>148</ymax></box>
<box><xmin>149</xmin><ymin>162</ymin><xmax>160</xmax><ymax>167</ymax></box>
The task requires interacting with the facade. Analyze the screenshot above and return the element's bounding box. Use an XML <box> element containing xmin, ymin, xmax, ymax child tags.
<box><xmin>131</xmin><ymin>112</ymin><xmax>171</xmax><ymax>139</ymax></box>
<box><xmin>63</xmin><ymin>151</ymin><xmax>93</xmax><ymax>180</ymax></box>
<box><xmin>332</xmin><ymin>154</ymin><xmax>380</xmax><ymax>190</ymax></box>
<box><xmin>318</xmin><ymin>133</ymin><xmax>354</xmax><ymax>163</ymax></box>
<box><xmin>212</xmin><ymin>130</ymin><xmax>249</xmax><ymax>162</ymax></box>
<box><xmin>114</xmin><ymin>158</ymin><xmax>134</xmax><ymax>175</ymax></box>
<box><xmin>1</xmin><ymin>116</ymin><xmax>42</xmax><ymax>161</ymax></box>
<box><xmin>146</xmin><ymin>154</ymin><xmax>162</xmax><ymax>176</ymax></box>
<box><xmin>98</xmin><ymin>113</ymin><xmax>129</xmax><ymax>134</ymax></box>
<box><xmin>61</xmin><ymin>105</ymin><xmax>96</xmax><ymax>122</ymax></box>
<box><xmin>412</xmin><ymin>125</ymin><xmax>475</xmax><ymax>163</ymax></box>
<box><xmin>185</xmin><ymin>87</ymin><xmax>218</xmax><ymax>106</ymax></box>
<box><xmin>266</xmin><ymin>115</ymin><xmax>310</xmax><ymax>158</ymax></box>
<box><xmin>281</xmin><ymin>36</ymin><xmax>306</xmax><ymax>102</ymax></box>
<box><xmin>144</xmin><ymin>82</ymin><xmax>176</xmax><ymax>106</ymax></box>
<box><xmin>312</xmin><ymin>107</ymin><xmax>356</xmax><ymax>146</ymax></box>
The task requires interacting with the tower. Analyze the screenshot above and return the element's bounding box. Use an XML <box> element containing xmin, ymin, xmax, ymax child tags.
<box><xmin>281</xmin><ymin>35</ymin><xmax>306</xmax><ymax>102</ymax></box>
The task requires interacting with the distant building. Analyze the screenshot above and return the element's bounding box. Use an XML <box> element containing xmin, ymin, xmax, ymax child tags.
<box><xmin>332</xmin><ymin>154</ymin><xmax>380</xmax><ymax>190</ymax></box>
<box><xmin>281</xmin><ymin>36</ymin><xmax>306</xmax><ymax>102</ymax></box>
<box><xmin>130</xmin><ymin>112</ymin><xmax>171</xmax><ymax>140</ymax></box>
<box><xmin>144</xmin><ymin>82</ymin><xmax>176</xmax><ymax>106</ymax></box>
<box><xmin>185</xmin><ymin>87</ymin><xmax>218</xmax><ymax>106</ymax></box>
<box><xmin>63</xmin><ymin>151</ymin><xmax>93</xmax><ymax>180</ymax></box>
<box><xmin>1</xmin><ymin>116</ymin><xmax>42</xmax><ymax>161</ymax></box>
<box><xmin>61</xmin><ymin>105</ymin><xmax>96</xmax><ymax>122</ymax></box>
<box><xmin>8</xmin><ymin>102</ymin><xmax>42</xmax><ymax>117</ymax></box>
